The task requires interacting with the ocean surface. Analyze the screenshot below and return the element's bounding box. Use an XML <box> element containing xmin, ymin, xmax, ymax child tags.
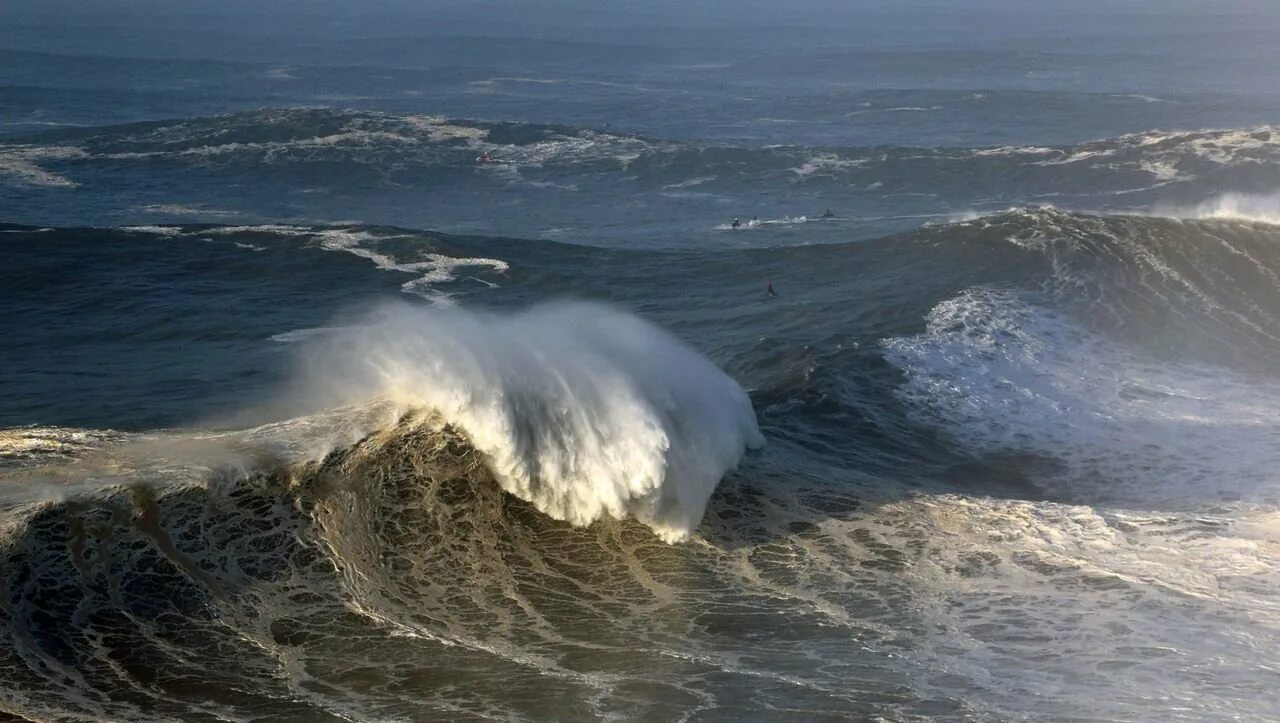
<box><xmin>3</xmin><ymin>4</ymin><xmax>1280</xmax><ymax>720</ymax></box>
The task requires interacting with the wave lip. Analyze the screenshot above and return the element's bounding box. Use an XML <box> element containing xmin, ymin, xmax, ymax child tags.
<box><xmin>300</xmin><ymin>301</ymin><xmax>764</xmax><ymax>542</ymax></box>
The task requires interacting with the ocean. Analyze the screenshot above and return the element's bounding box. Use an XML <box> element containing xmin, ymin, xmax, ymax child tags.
<box><xmin>3</xmin><ymin>3</ymin><xmax>1280</xmax><ymax>720</ymax></box>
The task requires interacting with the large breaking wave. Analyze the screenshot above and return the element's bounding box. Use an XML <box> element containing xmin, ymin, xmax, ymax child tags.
<box><xmin>292</xmin><ymin>301</ymin><xmax>764</xmax><ymax>541</ymax></box>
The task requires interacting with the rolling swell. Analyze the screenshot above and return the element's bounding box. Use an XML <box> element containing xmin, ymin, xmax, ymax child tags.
<box><xmin>6</xmin><ymin>109</ymin><xmax>1280</xmax><ymax>244</ymax></box>
<box><xmin>8</xmin><ymin>108</ymin><xmax>1279</xmax><ymax>191</ymax></box>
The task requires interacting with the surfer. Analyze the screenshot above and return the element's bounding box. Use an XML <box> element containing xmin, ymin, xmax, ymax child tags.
<box><xmin>767</xmin><ymin>281</ymin><xmax>776</xmax><ymax>297</ymax></box>
<box><xmin>731</xmin><ymin>217</ymin><xmax>741</xmax><ymax>229</ymax></box>
<box><xmin>821</xmin><ymin>208</ymin><xmax>834</xmax><ymax>218</ymax></box>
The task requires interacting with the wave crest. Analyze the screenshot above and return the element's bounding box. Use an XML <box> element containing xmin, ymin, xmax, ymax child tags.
<box><xmin>296</xmin><ymin>301</ymin><xmax>763</xmax><ymax>542</ymax></box>
<box><xmin>1163</xmin><ymin>191</ymin><xmax>1280</xmax><ymax>225</ymax></box>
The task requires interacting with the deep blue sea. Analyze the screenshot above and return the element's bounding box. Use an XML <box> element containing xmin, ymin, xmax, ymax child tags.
<box><xmin>3</xmin><ymin>3</ymin><xmax>1280</xmax><ymax>720</ymax></box>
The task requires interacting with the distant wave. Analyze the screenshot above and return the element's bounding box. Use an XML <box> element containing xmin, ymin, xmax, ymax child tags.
<box><xmin>7</xmin><ymin>110</ymin><xmax>1280</xmax><ymax>207</ymax></box>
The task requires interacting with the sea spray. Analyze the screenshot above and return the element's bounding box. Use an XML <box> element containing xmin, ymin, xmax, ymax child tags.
<box><xmin>294</xmin><ymin>300</ymin><xmax>764</xmax><ymax>541</ymax></box>
<box><xmin>1161</xmin><ymin>191</ymin><xmax>1280</xmax><ymax>226</ymax></box>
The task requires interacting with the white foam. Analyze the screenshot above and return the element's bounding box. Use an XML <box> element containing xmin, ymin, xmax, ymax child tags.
<box><xmin>269</xmin><ymin>326</ymin><xmax>352</xmax><ymax>344</ymax></box>
<box><xmin>714</xmin><ymin>215</ymin><xmax>813</xmax><ymax>231</ymax></box>
<box><xmin>0</xmin><ymin>145</ymin><xmax>86</xmax><ymax>188</ymax></box>
<box><xmin>789</xmin><ymin>153</ymin><xmax>867</xmax><ymax>177</ymax></box>
<box><xmin>975</xmin><ymin>127</ymin><xmax>1280</xmax><ymax>187</ymax></box>
<box><xmin>312</xmin><ymin>229</ymin><xmax>508</xmax><ymax>304</ymax></box>
<box><xmin>885</xmin><ymin>492</ymin><xmax>1280</xmax><ymax>720</ymax></box>
<box><xmin>972</xmin><ymin>145</ymin><xmax>1055</xmax><ymax>158</ymax></box>
<box><xmin>119</xmin><ymin>225</ymin><xmax>184</xmax><ymax>236</ymax></box>
<box><xmin>1183</xmin><ymin>129</ymin><xmax>1274</xmax><ymax>165</ymax></box>
<box><xmin>1112</xmin><ymin>127</ymin><xmax>1280</xmax><ymax>172</ymax></box>
<box><xmin>108</xmin><ymin>223</ymin><xmax>508</xmax><ymax>304</ymax></box>
<box><xmin>101</xmin><ymin>128</ymin><xmax>421</xmax><ymax>161</ymax></box>
<box><xmin>1028</xmin><ymin>148</ymin><xmax>1116</xmax><ymax>166</ymax></box>
<box><xmin>0</xmin><ymin>427</ymin><xmax>128</xmax><ymax>463</ymax></box>
<box><xmin>485</xmin><ymin>131</ymin><xmax>652</xmax><ymax>169</ymax></box>
<box><xmin>662</xmin><ymin>176</ymin><xmax>717</xmax><ymax>190</ymax></box>
<box><xmin>1111</xmin><ymin>93</ymin><xmax>1170</xmax><ymax>103</ymax></box>
<box><xmin>297</xmin><ymin>301</ymin><xmax>764</xmax><ymax>542</ymax></box>
<box><xmin>204</xmin><ymin>224</ymin><xmax>313</xmax><ymax>235</ymax></box>
<box><xmin>314</xmin><ymin>229</ymin><xmax>405</xmax><ymax>269</ymax></box>
<box><xmin>138</xmin><ymin>203</ymin><xmax>241</xmax><ymax>218</ymax></box>
<box><xmin>939</xmin><ymin>209</ymin><xmax>986</xmax><ymax>224</ymax></box>
<box><xmin>883</xmin><ymin>288</ymin><xmax>1280</xmax><ymax>506</ymax></box>
<box><xmin>404</xmin><ymin>116</ymin><xmax>489</xmax><ymax>144</ymax></box>
<box><xmin>524</xmin><ymin>180</ymin><xmax>578</xmax><ymax>191</ymax></box>
<box><xmin>1137</xmin><ymin>158</ymin><xmax>1182</xmax><ymax>181</ymax></box>
<box><xmin>472</xmin><ymin>76</ymin><xmax>653</xmax><ymax>94</ymax></box>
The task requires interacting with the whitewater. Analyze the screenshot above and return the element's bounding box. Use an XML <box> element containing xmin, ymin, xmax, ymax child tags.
<box><xmin>292</xmin><ymin>301</ymin><xmax>764</xmax><ymax>541</ymax></box>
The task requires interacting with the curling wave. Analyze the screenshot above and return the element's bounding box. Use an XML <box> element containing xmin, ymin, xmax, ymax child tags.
<box><xmin>295</xmin><ymin>301</ymin><xmax>764</xmax><ymax>542</ymax></box>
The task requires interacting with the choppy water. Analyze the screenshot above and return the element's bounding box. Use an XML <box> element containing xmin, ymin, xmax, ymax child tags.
<box><xmin>4</xmin><ymin>6</ymin><xmax>1280</xmax><ymax>721</ymax></box>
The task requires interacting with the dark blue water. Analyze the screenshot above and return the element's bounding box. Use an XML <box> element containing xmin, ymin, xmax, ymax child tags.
<box><xmin>3</xmin><ymin>5</ymin><xmax>1280</xmax><ymax>720</ymax></box>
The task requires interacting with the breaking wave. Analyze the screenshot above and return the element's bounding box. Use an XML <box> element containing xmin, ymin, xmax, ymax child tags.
<box><xmin>292</xmin><ymin>301</ymin><xmax>764</xmax><ymax>541</ymax></box>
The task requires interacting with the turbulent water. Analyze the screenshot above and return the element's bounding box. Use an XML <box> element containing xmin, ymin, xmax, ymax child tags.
<box><xmin>5</xmin><ymin>6</ymin><xmax>1280</xmax><ymax>721</ymax></box>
